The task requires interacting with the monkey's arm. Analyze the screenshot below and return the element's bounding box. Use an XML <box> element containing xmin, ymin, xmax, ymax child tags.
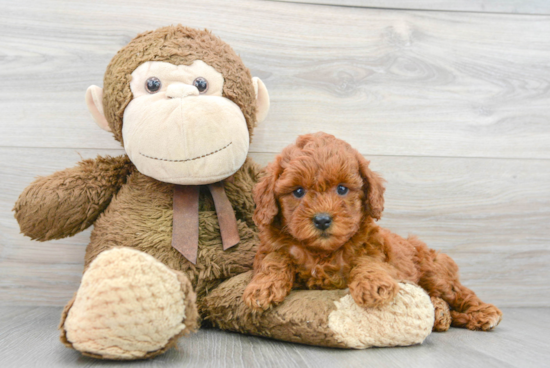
<box><xmin>14</xmin><ymin>155</ymin><xmax>133</xmax><ymax>241</ymax></box>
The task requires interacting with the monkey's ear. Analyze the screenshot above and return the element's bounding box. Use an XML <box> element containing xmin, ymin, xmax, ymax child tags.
<box><xmin>252</xmin><ymin>77</ymin><xmax>270</xmax><ymax>124</ymax></box>
<box><xmin>85</xmin><ymin>85</ymin><xmax>111</xmax><ymax>132</ymax></box>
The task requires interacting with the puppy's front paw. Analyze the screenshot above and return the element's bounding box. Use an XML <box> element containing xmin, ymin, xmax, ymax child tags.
<box><xmin>349</xmin><ymin>276</ymin><xmax>399</xmax><ymax>308</ymax></box>
<box><xmin>243</xmin><ymin>281</ymin><xmax>287</xmax><ymax>311</ymax></box>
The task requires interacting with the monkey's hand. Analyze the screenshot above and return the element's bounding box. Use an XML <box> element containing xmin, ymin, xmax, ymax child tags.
<box><xmin>14</xmin><ymin>155</ymin><xmax>133</xmax><ymax>241</ymax></box>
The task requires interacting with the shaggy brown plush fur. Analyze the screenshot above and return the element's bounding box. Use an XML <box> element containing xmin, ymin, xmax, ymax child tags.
<box><xmin>15</xmin><ymin>154</ymin><xmax>261</xmax><ymax>309</ymax></box>
<box><xmin>82</xmin><ymin>157</ymin><xmax>261</xmax><ymax>302</ymax></box>
<box><xmin>14</xmin><ymin>155</ymin><xmax>134</xmax><ymax>241</ymax></box>
<box><xmin>244</xmin><ymin>132</ymin><xmax>502</xmax><ymax>331</ymax></box>
<box><xmin>204</xmin><ymin>271</ymin><xmax>353</xmax><ymax>348</ymax></box>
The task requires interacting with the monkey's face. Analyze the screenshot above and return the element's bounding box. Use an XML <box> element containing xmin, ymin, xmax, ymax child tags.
<box><xmin>86</xmin><ymin>27</ymin><xmax>270</xmax><ymax>185</ymax></box>
<box><xmin>120</xmin><ymin>61</ymin><xmax>250</xmax><ymax>185</ymax></box>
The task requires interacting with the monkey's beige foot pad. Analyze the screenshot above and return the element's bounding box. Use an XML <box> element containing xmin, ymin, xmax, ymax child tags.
<box><xmin>203</xmin><ymin>272</ymin><xmax>434</xmax><ymax>349</ymax></box>
<box><xmin>60</xmin><ymin>247</ymin><xmax>198</xmax><ymax>360</ymax></box>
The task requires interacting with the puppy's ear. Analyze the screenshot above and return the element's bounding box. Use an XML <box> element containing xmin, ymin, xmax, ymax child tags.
<box><xmin>356</xmin><ymin>152</ymin><xmax>385</xmax><ymax>220</ymax></box>
<box><xmin>253</xmin><ymin>157</ymin><xmax>283</xmax><ymax>228</ymax></box>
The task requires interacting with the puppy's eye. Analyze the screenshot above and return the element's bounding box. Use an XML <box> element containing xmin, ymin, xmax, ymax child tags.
<box><xmin>193</xmin><ymin>77</ymin><xmax>209</xmax><ymax>94</ymax></box>
<box><xmin>293</xmin><ymin>187</ymin><xmax>306</xmax><ymax>198</ymax></box>
<box><xmin>337</xmin><ymin>185</ymin><xmax>349</xmax><ymax>196</ymax></box>
<box><xmin>145</xmin><ymin>77</ymin><xmax>161</xmax><ymax>93</ymax></box>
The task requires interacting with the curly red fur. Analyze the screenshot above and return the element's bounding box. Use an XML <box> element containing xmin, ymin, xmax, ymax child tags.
<box><xmin>243</xmin><ymin>132</ymin><xmax>502</xmax><ymax>331</ymax></box>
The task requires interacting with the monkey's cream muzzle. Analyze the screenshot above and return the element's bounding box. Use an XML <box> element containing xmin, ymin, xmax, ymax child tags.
<box><xmin>122</xmin><ymin>61</ymin><xmax>249</xmax><ymax>185</ymax></box>
<box><xmin>123</xmin><ymin>94</ymin><xmax>249</xmax><ymax>185</ymax></box>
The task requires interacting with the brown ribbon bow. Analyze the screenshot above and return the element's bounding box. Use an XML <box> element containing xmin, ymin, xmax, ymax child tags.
<box><xmin>171</xmin><ymin>181</ymin><xmax>240</xmax><ymax>264</ymax></box>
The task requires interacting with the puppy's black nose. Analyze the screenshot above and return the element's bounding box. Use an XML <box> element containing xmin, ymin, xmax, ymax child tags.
<box><xmin>313</xmin><ymin>213</ymin><xmax>332</xmax><ymax>230</ymax></box>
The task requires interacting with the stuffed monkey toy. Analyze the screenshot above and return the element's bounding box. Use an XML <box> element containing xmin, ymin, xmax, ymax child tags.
<box><xmin>14</xmin><ymin>25</ymin><xmax>448</xmax><ymax>360</ymax></box>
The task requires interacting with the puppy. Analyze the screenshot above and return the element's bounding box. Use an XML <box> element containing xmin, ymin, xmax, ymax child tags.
<box><xmin>243</xmin><ymin>132</ymin><xmax>502</xmax><ymax>331</ymax></box>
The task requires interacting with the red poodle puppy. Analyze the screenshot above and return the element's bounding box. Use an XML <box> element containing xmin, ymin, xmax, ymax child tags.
<box><xmin>243</xmin><ymin>132</ymin><xmax>502</xmax><ymax>331</ymax></box>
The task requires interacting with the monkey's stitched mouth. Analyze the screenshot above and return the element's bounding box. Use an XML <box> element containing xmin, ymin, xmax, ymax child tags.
<box><xmin>139</xmin><ymin>142</ymin><xmax>232</xmax><ymax>162</ymax></box>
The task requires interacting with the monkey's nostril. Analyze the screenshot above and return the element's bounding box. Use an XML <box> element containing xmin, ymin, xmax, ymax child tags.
<box><xmin>313</xmin><ymin>213</ymin><xmax>332</xmax><ymax>231</ymax></box>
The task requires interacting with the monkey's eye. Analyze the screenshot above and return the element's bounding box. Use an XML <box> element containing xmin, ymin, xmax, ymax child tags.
<box><xmin>145</xmin><ymin>77</ymin><xmax>161</xmax><ymax>93</ymax></box>
<box><xmin>193</xmin><ymin>77</ymin><xmax>209</xmax><ymax>94</ymax></box>
<box><xmin>337</xmin><ymin>185</ymin><xmax>349</xmax><ymax>196</ymax></box>
<box><xmin>293</xmin><ymin>187</ymin><xmax>306</xmax><ymax>198</ymax></box>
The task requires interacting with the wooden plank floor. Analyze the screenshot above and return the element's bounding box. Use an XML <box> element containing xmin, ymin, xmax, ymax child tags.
<box><xmin>0</xmin><ymin>306</ymin><xmax>548</xmax><ymax>368</ymax></box>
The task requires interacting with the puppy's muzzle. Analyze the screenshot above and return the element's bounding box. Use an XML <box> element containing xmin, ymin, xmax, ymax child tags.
<box><xmin>313</xmin><ymin>213</ymin><xmax>332</xmax><ymax>231</ymax></box>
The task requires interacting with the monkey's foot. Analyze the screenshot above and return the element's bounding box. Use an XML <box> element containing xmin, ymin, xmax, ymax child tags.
<box><xmin>60</xmin><ymin>247</ymin><xmax>198</xmax><ymax>360</ymax></box>
<box><xmin>203</xmin><ymin>272</ymin><xmax>434</xmax><ymax>349</ymax></box>
<box><xmin>431</xmin><ymin>296</ymin><xmax>451</xmax><ymax>332</ymax></box>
